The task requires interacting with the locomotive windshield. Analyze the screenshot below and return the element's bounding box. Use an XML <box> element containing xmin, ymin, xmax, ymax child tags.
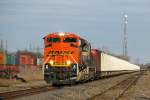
<box><xmin>47</xmin><ymin>37</ymin><xmax>60</xmax><ymax>42</ymax></box>
<box><xmin>63</xmin><ymin>37</ymin><xmax>77</xmax><ymax>42</ymax></box>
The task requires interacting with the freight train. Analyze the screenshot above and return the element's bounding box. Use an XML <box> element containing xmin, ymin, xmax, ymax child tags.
<box><xmin>43</xmin><ymin>32</ymin><xmax>140</xmax><ymax>85</ymax></box>
<box><xmin>0</xmin><ymin>51</ymin><xmax>19</xmax><ymax>78</ymax></box>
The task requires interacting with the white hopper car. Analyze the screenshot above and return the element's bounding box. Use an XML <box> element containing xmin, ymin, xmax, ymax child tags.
<box><xmin>85</xmin><ymin>49</ymin><xmax>141</xmax><ymax>79</ymax></box>
<box><xmin>77</xmin><ymin>49</ymin><xmax>140</xmax><ymax>82</ymax></box>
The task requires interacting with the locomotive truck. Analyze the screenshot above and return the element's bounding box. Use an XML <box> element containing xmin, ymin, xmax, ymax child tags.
<box><xmin>43</xmin><ymin>32</ymin><xmax>140</xmax><ymax>85</ymax></box>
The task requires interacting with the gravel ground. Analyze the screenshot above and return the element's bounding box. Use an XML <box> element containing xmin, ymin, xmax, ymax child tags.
<box><xmin>13</xmin><ymin>73</ymin><xmax>136</xmax><ymax>100</ymax></box>
<box><xmin>119</xmin><ymin>70</ymin><xmax>150</xmax><ymax>100</ymax></box>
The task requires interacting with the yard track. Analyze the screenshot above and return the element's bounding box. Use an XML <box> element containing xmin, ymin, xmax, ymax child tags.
<box><xmin>87</xmin><ymin>72</ymin><xmax>142</xmax><ymax>100</ymax></box>
<box><xmin>0</xmin><ymin>85</ymin><xmax>58</xmax><ymax>100</ymax></box>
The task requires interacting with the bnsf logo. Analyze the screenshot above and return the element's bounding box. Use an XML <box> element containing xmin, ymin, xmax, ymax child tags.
<box><xmin>47</xmin><ymin>51</ymin><xmax>74</xmax><ymax>56</ymax></box>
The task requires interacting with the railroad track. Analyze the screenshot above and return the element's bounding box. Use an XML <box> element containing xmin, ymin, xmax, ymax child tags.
<box><xmin>87</xmin><ymin>72</ymin><xmax>141</xmax><ymax>100</ymax></box>
<box><xmin>0</xmin><ymin>85</ymin><xmax>58</xmax><ymax>100</ymax></box>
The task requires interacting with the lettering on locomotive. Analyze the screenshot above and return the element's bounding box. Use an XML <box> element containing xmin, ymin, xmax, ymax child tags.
<box><xmin>47</xmin><ymin>50</ymin><xmax>74</xmax><ymax>56</ymax></box>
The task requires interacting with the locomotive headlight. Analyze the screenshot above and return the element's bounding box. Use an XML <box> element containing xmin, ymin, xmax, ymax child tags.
<box><xmin>58</xmin><ymin>32</ymin><xmax>65</xmax><ymax>36</ymax></box>
<box><xmin>67</xmin><ymin>60</ymin><xmax>71</xmax><ymax>65</ymax></box>
<box><xmin>49</xmin><ymin>60</ymin><xmax>54</xmax><ymax>65</ymax></box>
<box><xmin>45</xmin><ymin>65</ymin><xmax>49</xmax><ymax>69</ymax></box>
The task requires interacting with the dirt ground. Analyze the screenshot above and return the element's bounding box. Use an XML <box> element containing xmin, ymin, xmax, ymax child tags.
<box><xmin>0</xmin><ymin>66</ymin><xmax>44</xmax><ymax>92</ymax></box>
<box><xmin>0</xmin><ymin>66</ymin><xmax>43</xmax><ymax>83</ymax></box>
<box><xmin>120</xmin><ymin>70</ymin><xmax>150</xmax><ymax>100</ymax></box>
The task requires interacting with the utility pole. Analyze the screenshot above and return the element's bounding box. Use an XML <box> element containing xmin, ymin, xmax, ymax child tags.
<box><xmin>29</xmin><ymin>43</ymin><xmax>32</xmax><ymax>52</ymax></box>
<box><xmin>123</xmin><ymin>14</ymin><xmax>128</xmax><ymax>57</ymax></box>
<box><xmin>0</xmin><ymin>40</ymin><xmax>4</xmax><ymax>50</ymax></box>
<box><xmin>5</xmin><ymin>40</ymin><xmax>7</xmax><ymax>52</ymax></box>
<box><xmin>135</xmin><ymin>58</ymin><xmax>140</xmax><ymax>65</ymax></box>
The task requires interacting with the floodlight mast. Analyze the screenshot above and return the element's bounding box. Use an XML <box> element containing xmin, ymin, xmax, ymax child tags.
<box><xmin>123</xmin><ymin>14</ymin><xmax>128</xmax><ymax>57</ymax></box>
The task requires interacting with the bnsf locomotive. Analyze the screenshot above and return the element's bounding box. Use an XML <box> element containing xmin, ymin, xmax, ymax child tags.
<box><xmin>43</xmin><ymin>32</ymin><xmax>140</xmax><ymax>85</ymax></box>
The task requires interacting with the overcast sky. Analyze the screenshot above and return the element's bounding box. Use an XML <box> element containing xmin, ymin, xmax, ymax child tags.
<box><xmin>0</xmin><ymin>0</ymin><xmax>150</xmax><ymax>64</ymax></box>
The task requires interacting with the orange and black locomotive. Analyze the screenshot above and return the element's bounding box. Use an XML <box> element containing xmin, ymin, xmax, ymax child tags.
<box><xmin>43</xmin><ymin>32</ymin><xmax>91</xmax><ymax>85</ymax></box>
